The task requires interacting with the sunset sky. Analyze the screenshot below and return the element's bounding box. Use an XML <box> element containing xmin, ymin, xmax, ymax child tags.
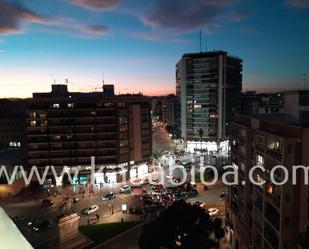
<box><xmin>0</xmin><ymin>0</ymin><xmax>308</xmax><ymax>97</ymax></box>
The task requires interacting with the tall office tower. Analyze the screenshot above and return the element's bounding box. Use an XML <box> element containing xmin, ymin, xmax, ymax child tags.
<box><xmin>26</xmin><ymin>84</ymin><xmax>152</xmax><ymax>185</ymax></box>
<box><xmin>176</xmin><ymin>51</ymin><xmax>242</xmax><ymax>152</ymax></box>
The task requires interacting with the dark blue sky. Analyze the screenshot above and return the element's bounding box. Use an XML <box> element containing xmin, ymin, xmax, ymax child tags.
<box><xmin>0</xmin><ymin>0</ymin><xmax>308</xmax><ymax>97</ymax></box>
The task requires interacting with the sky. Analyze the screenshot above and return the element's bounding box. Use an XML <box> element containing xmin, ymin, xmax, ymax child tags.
<box><xmin>0</xmin><ymin>0</ymin><xmax>308</xmax><ymax>97</ymax></box>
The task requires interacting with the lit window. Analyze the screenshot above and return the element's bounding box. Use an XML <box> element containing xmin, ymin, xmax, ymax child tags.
<box><xmin>91</xmin><ymin>111</ymin><xmax>96</xmax><ymax>116</ymax></box>
<box><xmin>9</xmin><ymin>142</ymin><xmax>13</xmax><ymax>147</ymax></box>
<box><xmin>17</xmin><ymin>142</ymin><xmax>21</xmax><ymax>147</ymax></box>
<box><xmin>267</xmin><ymin>184</ymin><xmax>273</xmax><ymax>194</ymax></box>
<box><xmin>256</xmin><ymin>154</ymin><xmax>264</xmax><ymax>165</ymax></box>
<box><xmin>53</xmin><ymin>103</ymin><xmax>60</xmax><ymax>108</ymax></box>
<box><xmin>31</xmin><ymin>120</ymin><xmax>36</xmax><ymax>127</ymax></box>
<box><xmin>29</xmin><ymin>112</ymin><xmax>36</xmax><ymax>119</ymax></box>
<box><xmin>67</xmin><ymin>103</ymin><xmax>74</xmax><ymax>108</ymax></box>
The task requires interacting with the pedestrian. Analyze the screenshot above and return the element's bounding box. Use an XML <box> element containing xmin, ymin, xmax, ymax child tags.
<box><xmin>96</xmin><ymin>214</ymin><xmax>100</xmax><ymax>222</ymax></box>
<box><xmin>121</xmin><ymin>218</ymin><xmax>124</xmax><ymax>223</ymax></box>
<box><xmin>87</xmin><ymin>218</ymin><xmax>89</xmax><ymax>225</ymax></box>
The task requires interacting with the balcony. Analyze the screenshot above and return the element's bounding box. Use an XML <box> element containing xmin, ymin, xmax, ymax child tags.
<box><xmin>266</xmin><ymin>148</ymin><xmax>282</xmax><ymax>161</ymax></box>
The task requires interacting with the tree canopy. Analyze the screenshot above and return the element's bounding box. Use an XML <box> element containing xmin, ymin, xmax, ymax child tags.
<box><xmin>138</xmin><ymin>201</ymin><xmax>224</xmax><ymax>249</ymax></box>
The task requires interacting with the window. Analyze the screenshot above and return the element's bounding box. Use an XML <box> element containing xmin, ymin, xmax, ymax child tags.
<box><xmin>30</xmin><ymin>120</ymin><xmax>36</xmax><ymax>127</ymax></box>
<box><xmin>53</xmin><ymin>103</ymin><xmax>60</xmax><ymax>108</ymax></box>
<box><xmin>67</xmin><ymin>103</ymin><xmax>74</xmax><ymax>108</ymax></box>
<box><xmin>256</xmin><ymin>135</ymin><xmax>265</xmax><ymax>147</ymax></box>
<box><xmin>256</xmin><ymin>154</ymin><xmax>264</xmax><ymax>165</ymax></box>
<box><xmin>29</xmin><ymin>112</ymin><xmax>36</xmax><ymax>119</ymax></box>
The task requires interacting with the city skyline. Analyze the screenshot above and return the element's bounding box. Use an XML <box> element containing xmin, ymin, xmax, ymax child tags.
<box><xmin>0</xmin><ymin>0</ymin><xmax>309</xmax><ymax>98</ymax></box>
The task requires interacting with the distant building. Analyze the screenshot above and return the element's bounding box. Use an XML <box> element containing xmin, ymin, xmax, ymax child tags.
<box><xmin>284</xmin><ymin>90</ymin><xmax>309</xmax><ymax>125</ymax></box>
<box><xmin>240</xmin><ymin>92</ymin><xmax>284</xmax><ymax>116</ymax></box>
<box><xmin>0</xmin><ymin>99</ymin><xmax>26</xmax><ymax>150</ymax></box>
<box><xmin>227</xmin><ymin>113</ymin><xmax>309</xmax><ymax>249</ymax></box>
<box><xmin>151</xmin><ymin>95</ymin><xmax>180</xmax><ymax>137</ymax></box>
<box><xmin>0</xmin><ymin>99</ymin><xmax>26</xmax><ymax>199</ymax></box>
<box><xmin>176</xmin><ymin>50</ymin><xmax>242</xmax><ymax>152</ymax></box>
<box><xmin>26</xmin><ymin>84</ymin><xmax>152</xmax><ymax>185</ymax></box>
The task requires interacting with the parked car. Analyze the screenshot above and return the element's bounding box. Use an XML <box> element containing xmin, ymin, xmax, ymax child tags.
<box><xmin>219</xmin><ymin>192</ymin><xmax>226</xmax><ymax>200</ymax></box>
<box><xmin>193</xmin><ymin>201</ymin><xmax>206</xmax><ymax>208</ymax></box>
<box><xmin>150</xmin><ymin>178</ymin><xmax>160</xmax><ymax>185</ymax></box>
<box><xmin>175</xmin><ymin>160</ymin><xmax>181</xmax><ymax>165</ymax></box>
<box><xmin>207</xmin><ymin>208</ymin><xmax>219</xmax><ymax>216</ymax></box>
<box><xmin>142</xmin><ymin>178</ymin><xmax>149</xmax><ymax>185</ymax></box>
<box><xmin>119</xmin><ymin>185</ymin><xmax>131</xmax><ymax>193</ymax></box>
<box><xmin>41</xmin><ymin>199</ymin><xmax>54</xmax><ymax>207</ymax></box>
<box><xmin>102</xmin><ymin>192</ymin><xmax>116</xmax><ymax>200</ymax></box>
<box><xmin>73</xmin><ymin>196</ymin><xmax>80</xmax><ymax>203</ymax></box>
<box><xmin>84</xmin><ymin>205</ymin><xmax>99</xmax><ymax>215</ymax></box>
<box><xmin>152</xmin><ymin>184</ymin><xmax>164</xmax><ymax>190</ymax></box>
<box><xmin>173</xmin><ymin>192</ymin><xmax>188</xmax><ymax>202</ymax></box>
<box><xmin>32</xmin><ymin>220</ymin><xmax>51</xmax><ymax>232</ymax></box>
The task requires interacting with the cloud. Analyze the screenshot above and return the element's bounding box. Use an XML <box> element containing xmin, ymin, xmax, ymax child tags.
<box><xmin>34</xmin><ymin>17</ymin><xmax>109</xmax><ymax>37</ymax></box>
<box><xmin>286</xmin><ymin>0</ymin><xmax>309</xmax><ymax>8</ymax></box>
<box><xmin>231</xmin><ymin>9</ymin><xmax>251</xmax><ymax>21</ymax></box>
<box><xmin>0</xmin><ymin>0</ymin><xmax>109</xmax><ymax>37</ymax></box>
<box><xmin>130</xmin><ymin>31</ymin><xmax>191</xmax><ymax>43</ymax></box>
<box><xmin>139</xmin><ymin>0</ymin><xmax>240</xmax><ymax>33</ymax></box>
<box><xmin>0</xmin><ymin>0</ymin><xmax>49</xmax><ymax>34</ymax></box>
<box><xmin>70</xmin><ymin>0</ymin><xmax>121</xmax><ymax>10</ymax></box>
<box><xmin>82</xmin><ymin>25</ymin><xmax>109</xmax><ymax>36</ymax></box>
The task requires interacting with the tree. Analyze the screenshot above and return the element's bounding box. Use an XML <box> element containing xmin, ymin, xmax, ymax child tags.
<box><xmin>198</xmin><ymin>128</ymin><xmax>204</xmax><ymax>152</ymax></box>
<box><xmin>138</xmin><ymin>201</ymin><xmax>224</xmax><ymax>249</ymax></box>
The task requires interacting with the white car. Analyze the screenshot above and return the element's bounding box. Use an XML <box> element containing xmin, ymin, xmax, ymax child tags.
<box><xmin>207</xmin><ymin>208</ymin><xmax>219</xmax><ymax>216</ymax></box>
<box><xmin>120</xmin><ymin>185</ymin><xmax>131</xmax><ymax>193</ymax></box>
<box><xmin>84</xmin><ymin>205</ymin><xmax>99</xmax><ymax>215</ymax></box>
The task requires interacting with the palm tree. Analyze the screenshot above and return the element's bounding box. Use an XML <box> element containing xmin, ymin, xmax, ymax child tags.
<box><xmin>198</xmin><ymin>128</ymin><xmax>204</xmax><ymax>153</ymax></box>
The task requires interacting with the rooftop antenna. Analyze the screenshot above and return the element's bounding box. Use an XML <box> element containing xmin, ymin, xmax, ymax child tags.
<box><xmin>205</xmin><ymin>33</ymin><xmax>207</xmax><ymax>51</ymax></box>
<box><xmin>304</xmin><ymin>73</ymin><xmax>307</xmax><ymax>90</ymax></box>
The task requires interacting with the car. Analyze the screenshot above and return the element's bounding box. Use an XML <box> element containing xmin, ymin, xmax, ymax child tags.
<box><xmin>152</xmin><ymin>184</ymin><xmax>164</xmax><ymax>190</ymax></box>
<box><xmin>219</xmin><ymin>192</ymin><xmax>226</xmax><ymax>200</ymax></box>
<box><xmin>207</xmin><ymin>208</ymin><xmax>219</xmax><ymax>216</ymax></box>
<box><xmin>173</xmin><ymin>192</ymin><xmax>188</xmax><ymax>202</ymax></box>
<box><xmin>32</xmin><ymin>220</ymin><xmax>50</xmax><ymax>232</ymax></box>
<box><xmin>193</xmin><ymin>201</ymin><xmax>206</xmax><ymax>208</ymax></box>
<box><xmin>84</xmin><ymin>205</ymin><xmax>99</xmax><ymax>215</ymax></box>
<box><xmin>119</xmin><ymin>185</ymin><xmax>131</xmax><ymax>193</ymax></box>
<box><xmin>150</xmin><ymin>178</ymin><xmax>160</xmax><ymax>185</ymax></box>
<box><xmin>175</xmin><ymin>160</ymin><xmax>181</xmax><ymax>165</ymax></box>
<box><xmin>73</xmin><ymin>196</ymin><xmax>80</xmax><ymax>203</ymax></box>
<box><xmin>142</xmin><ymin>199</ymin><xmax>154</xmax><ymax>206</ymax></box>
<box><xmin>188</xmin><ymin>188</ymin><xmax>198</xmax><ymax>197</ymax></box>
<box><xmin>102</xmin><ymin>192</ymin><xmax>116</xmax><ymax>200</ymax></box>
<box><xmin>41</xmin><ymin>199</ymin><xmax>54</xmax><ymax>207</ymax></box>
<box><xmin>142</xmin><ymin>178</ymin><xmax>149</xmax><ymax>185</ymax></box>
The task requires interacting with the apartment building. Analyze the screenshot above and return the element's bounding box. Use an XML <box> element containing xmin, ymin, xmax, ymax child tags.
<box><xmin>176</xmin><ymin>50</ymin><xmax>242</xmax><ymax>152</ymax></box>
<box><xmin>26</xmin><ymin>84</ymin><xmax>152</xmax><ymax>184</ymax></box>
<box><xmin>227</xmin><ymin>114</ymin><xmax>309</xmax><ymax>249</ymax></box>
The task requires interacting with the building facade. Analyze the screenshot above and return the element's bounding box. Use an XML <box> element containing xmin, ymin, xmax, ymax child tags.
<box><xmin>26</xmin><ymin>85</ymin><xmax>152</xmax><ymax>184</ymax></box>
<box><xmin>227</xmin><ymin>114</ymin><xmax>309</xmax><ymax>249</ymax></box>
<box><xmin>151</xmin><ymin>95</ymin><xmax>180</xmax><ymax>137</ymax></box>
<box><xmin>176</xmin><ymin>51</ymin><xmax>242</xmax><ymax>152</ymax></box>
